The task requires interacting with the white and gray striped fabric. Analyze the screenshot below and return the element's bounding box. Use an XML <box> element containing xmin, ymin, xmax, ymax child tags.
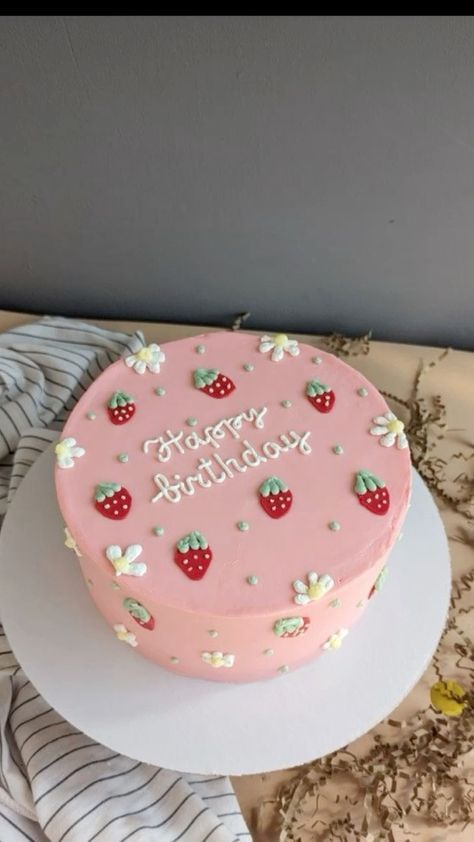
<box><xmin>0</xmin><ymin>317</ymin><xmax>250</xmax><ymax>842</ymax></box>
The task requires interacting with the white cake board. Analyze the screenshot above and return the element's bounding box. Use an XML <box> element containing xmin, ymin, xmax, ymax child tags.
<box><xmin>0</xmin><ymin>449</ymin><xmax>450</xmax><ymax>775</ymax></box>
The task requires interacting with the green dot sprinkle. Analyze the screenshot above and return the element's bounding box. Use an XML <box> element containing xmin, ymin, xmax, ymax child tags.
<box><xmin>263</xmin><ymin>648</ymin><xmax>274</xmax><ymax>656</ymax></box>
<box><xmin>208</xmin><ymin>629</ymin><xmax>219</xmax><ymax>638</ymax></box>
<box><xmin>398</xmin><ymin>532</ymin><xmax>404</xmax><ymax>541</ymax></box>
<box><xmin>332</xmin><ymin>444</ymin><xmax>344</xmax><ymax>455</ymax></box>
<box><xmin>195</xmin><ymin>344</ymin><xmax>206</xmax><ymax>354</ymax></box>
<box><xmin>237</xmin><ymin>521</ymin><xmax>249</xmax><ymax>532</ymax></box>
<box><xmin>153</xmin><ymin>525</ymin><xmax>164</xmax><ymax>537</ymax></box>
<box><xmin>357</xmin><ymin>387</ymin><xmax>369</xmax><ymax>397</ymax></box>
<box><xmin>312</xmin><ymin>356</ymin><xmax>322</xmax><ymax>365</ymax></box>
<box><xmin>155</xmin><ymin>387</ymin><xmax>166</xmax><ymax>396</ymax></box>
<box><xmin>329</xmin><ymin>598</ymin><xmax>341</xmax><ymax>608</ymax></box>
<box><xmin>186</xmin><ymin>417</ymin><xmax>198</xmax><ymax>427</ymax></box>
<box><xmin>86</xmin><ymin>411</ymin><xmax>96</xmax><ymax>420</ymax></box>
<box><xmin>278</xmin><ymin>665</ymin><xmax>290</xmax><ymax>674</ymax></box>
<box><xmin>329</xmin><ymin>520</ymin><xmax>341</xmax><ymax>531</ymax></box>
<box><xmin>117</xmin><ymin>453</ymin><xmax>129</xmax><ymax>463</ymax></box>
<box><xmin>246</xmin><ymin>575</ymin><xmax>258</xmax><ymax>586</ymax></box>
<box><xmin>170</xmin><ymin>656</ymin><xmax>179</xmax><ymax>664</ymax></box>
<box><xmin>281</xmin><ymin>399</ymin><xmax>292</xmax><ymax>408</ymax></box>
<box><xmin>111</xmin><ymin>582</ymin><xmax>120</xmax><ymax>590</ymax></box>
<box><xmin>243</xmin><ymin>363</ymin><xmax>254</xmax><ymax>372</ymax></box>
<box><xmin>356</xmin><ymin>600</ymin><xmax>365</xmax><ymax>608</ymax></box>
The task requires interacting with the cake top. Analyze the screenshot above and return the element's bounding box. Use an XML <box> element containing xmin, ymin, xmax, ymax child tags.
<box><xmin>55</xmin><ymin>331</ymin><xmax>411</xmax><ymax>615</ymax></box>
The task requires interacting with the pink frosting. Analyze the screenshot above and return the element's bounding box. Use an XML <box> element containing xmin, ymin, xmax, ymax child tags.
<box><xmin>55</xmin><ymin>332</ymin><xmax>411</xmax><ymax>681</ymax></box>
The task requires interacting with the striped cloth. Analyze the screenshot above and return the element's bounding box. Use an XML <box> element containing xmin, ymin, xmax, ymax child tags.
<box><xmin>0</xmin><ymin>317</ymin><xmax>250</xmax><ymax>842</ymax></box>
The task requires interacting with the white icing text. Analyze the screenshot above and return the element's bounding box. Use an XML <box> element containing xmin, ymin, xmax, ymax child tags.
<box><xmin>143</xmin><ymin>406</ymin><xmax>268</xmax><ymax>463</ymax></box>
<box><xmin>151</xmin><ymin>432</ymin><xmax>311</xmax><ymax>503</ymax></box>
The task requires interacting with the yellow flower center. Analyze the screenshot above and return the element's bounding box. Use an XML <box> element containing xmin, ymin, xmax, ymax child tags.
<box><xmin>137</xmin><ymin>347</ymin><xmax>152</xmax><ymax>362</ymax></box>
<box><xmin>211</xmin><ymin>654</ymin><xmax>223</xmax><ymax>666</ymax></box>
<box><xmin>116</xmin><ymin>629</ymin><xmax>127</xmax><ymax>641</ymax></box>
<box><xmin>273</xmin><ymin>333</ymin><xmax>288</xmax><ymax>348</ymax></box>
<box><xmin>55</xmin><ymin>442</ymin><xmax>68</xmax><ymax>457</ymax></box>
<box><xmin>114</xmin><ymin>557</ymin><xmax>129</xmax><ymax>572</ymax></box>
<box><xmin>331</xmin><ymin>637</ymin><xmax>342</xmax><ymax>649</ymax></box>
<box><xmin>387</xmin><ymin>418</ymin><xmax>404</xmax><ymax>435</ymax></box>
<box><xmin>308</xmin><ymin>582</ymin><xmax>324</xmax><ymax>600</ymax></box>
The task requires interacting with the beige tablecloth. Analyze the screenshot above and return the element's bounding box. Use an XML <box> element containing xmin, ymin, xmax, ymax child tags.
<box><xmin>1</xmin><ymin>311</ymin><xmax>472</xmax><ymax>841</ymax></box>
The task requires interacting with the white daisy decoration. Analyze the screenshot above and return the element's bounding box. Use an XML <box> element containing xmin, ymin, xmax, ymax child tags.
<box><xmin>258</xmin><ymin>333</ymin><xmax>300</xmax><ymax>362</ymax></box>
<box><xmin>105</xmin><ymin>544</ymin><xmax>147</xmax><ymax>577</ymax></box>
<box><xmin>113</xmin><ymin>624</ymin><xmax>138</xmax><ymax>647</ymax></box>
<box><xmin>64</xmin><ymin>527</ymin><xmax>82</xmax><ymax>557</ymax></box>
<box><xmin>125</xmin><ymin>343</ymin><xmax>165</xmax><ymax>374</ymax></box>
<box><xmin>370</xmin><ymin>412</ymin><xmax>408</xmax><ymax>449</ymax></box>
<box><xmin>55</xmin><ymin>437</ymin><xmax>85</xmax><ymax>469</ymax></box>
<box><xmin>323</xmin><ymin>628</ymin><xmax>349</xmax><ymax>651</ymax></box>
<box><xmin>292</xmin><ymin>572</ymin><xmax>335</xmax><ymax>605</ymax></box>
<box><xmin>201</xmin><ymin>651</ymin><xmax>235</xmax><ymax>669</ymax></box>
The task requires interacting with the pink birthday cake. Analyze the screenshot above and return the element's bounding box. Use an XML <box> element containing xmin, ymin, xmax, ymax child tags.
<box><xmin>55</xmin><ymin>331</ymin><xmax>411</xmax><ymax>682</ymax></box>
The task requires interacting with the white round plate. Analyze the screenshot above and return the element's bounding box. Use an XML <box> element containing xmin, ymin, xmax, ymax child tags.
<box><xmin>0</xmin><ymin>449</ymin><xmax>450</xmax><ymax>775</ymax></box>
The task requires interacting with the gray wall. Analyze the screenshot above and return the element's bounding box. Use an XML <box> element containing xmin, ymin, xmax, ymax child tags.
<box><xmin>1</xmin><ymin>16</ymin><xmax>474</xmax><ymax>347</ymax></box>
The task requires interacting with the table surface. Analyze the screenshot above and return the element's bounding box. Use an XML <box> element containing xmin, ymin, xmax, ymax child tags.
<box><xmin>1</xmin><ymin>309</ymin><xmax>472</xmax><ymax>841</ymax></box>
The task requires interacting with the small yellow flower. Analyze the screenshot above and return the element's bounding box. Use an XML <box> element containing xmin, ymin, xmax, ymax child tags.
<box><xmin>125</xmin><ymin>343</ymin><xmax>165</xmax><ymax>374</ymax></box>
<box><xmin>430</xmin><ymin>680</ymin><xmax>467</xmax><ymax>717</ymax></box>
<box><xmin>55</xmin><ymin>437</ymin><xmax>85</xmax><ymax>469</ymax></box>
<box><xmin>106</xmin><ymin>544</ymin><xmax>146</xmax><ymax>577</ymax></box>
<box><xmin>259</xmin><ymin>334</ymin><xmax>300</xmax><ymax>362</ymax></box>
<box><xmin>201</xmin><ymin>651</ymin><xmax>235</xmax><ymax>669</ymax></box>
<box><xmin>323</xmin><ymin>628</ymin><xmax>349</xmax><ymax>651</ymax></box>
<box><xmin>293</xmin><ymin>572</ymin><xmax>334</xmax><ymax>605</ymax></box>
<box><xmin>370</xmin><ymin>412</ymin><xmax>408</xmax><ymax>449</ymax></box>
<box><xmin>113</xmin><ymin>624</ymin><xmax>138</xmax><ymax>647</ymax></box>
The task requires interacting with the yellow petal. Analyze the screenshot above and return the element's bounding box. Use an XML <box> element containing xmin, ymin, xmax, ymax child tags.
<box><xmin>430</xmin><ymin>680</ymin><xmax>467</xmax><ymax>717</ymax></box>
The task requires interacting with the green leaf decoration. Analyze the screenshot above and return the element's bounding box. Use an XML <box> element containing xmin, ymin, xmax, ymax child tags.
<box><xmin>273</xmin><ymin>617</ymin><xmax>303</xmax><ymax>637</ymax></box>
<box><xmin>176</xmin><ymin>530</ymin><xmax>209</xmax><ymax>553</ymax></box>
<box><xmin>193</xmin><ymin>368</ymin><xmax>219</xmax><ymax>389</ymax></box>
<box><xmin>123</xmin><ymin>598</ymin><xmax>150</xmax><ymax>622</ymax></box>
<box><xmin>259</xmin><ymin>476</ymin><xmax>288</xmax><ymax>497</ymax></box>
<box><xmin>354</xmin><ymin>470</ymin><xmax>385</xmax><ymax>495</ymax></box>
<box><xmin>306</xmin><ymin>379</ymin><xmax>330</xmax><ymax>398</ymax></box>
<box><xmin>94</xmin><ymin>481</ymin><xmax>121</xmax><ymax>502</ymax></box>
<box><xmin>108</xmin><ymin>390</ymin><xmax>134</xmax><ymax>409</ymax></box>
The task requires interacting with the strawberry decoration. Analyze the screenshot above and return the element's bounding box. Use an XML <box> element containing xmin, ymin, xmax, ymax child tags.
<box><xmin>123</xmin><ymin>597</ymin><xmax>155</xmax><ymax>630</ymax></box>
<box><xmin>94</xmin><ymin>482</ymin><xmax>132</xmax><ymax>520</ymax></box>
<box><xmin>107</xmin><ymin>391</ymin><xmax>136</xmax><ymax>425</ymax></box>
<box><xmin>174</xmin><ymin>531</ymin><xmax>213</xmax><ymax>580</ymax></box>
<box><xmin>273</xmin><ymin>616</ymin><xmax>310</xmax><ymax>638</ymax></box>
<box><xmin>193</xmin><ymin>368</ymin><xmax>235</xmax><ymax>399</ymax></box>
<box><xmin>306</xmin><ymin>380</ymin><xmax>335</xmax><ymax>413</ymax></box>
<box><xmin>355</xmin><ymin>470</ymin><xmax>390</xmax><ymax>515</ymax></box>
<box><xmin>259</xmin><ymin>476</ymin><xmax>293</xmax><ymax>519</ymax></box>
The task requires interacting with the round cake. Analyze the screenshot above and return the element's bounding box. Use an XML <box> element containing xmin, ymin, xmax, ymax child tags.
<box><xmin>55</xmin><ymin>331</ymin><xmax>411</xmax><ymax>682</ymax></box>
